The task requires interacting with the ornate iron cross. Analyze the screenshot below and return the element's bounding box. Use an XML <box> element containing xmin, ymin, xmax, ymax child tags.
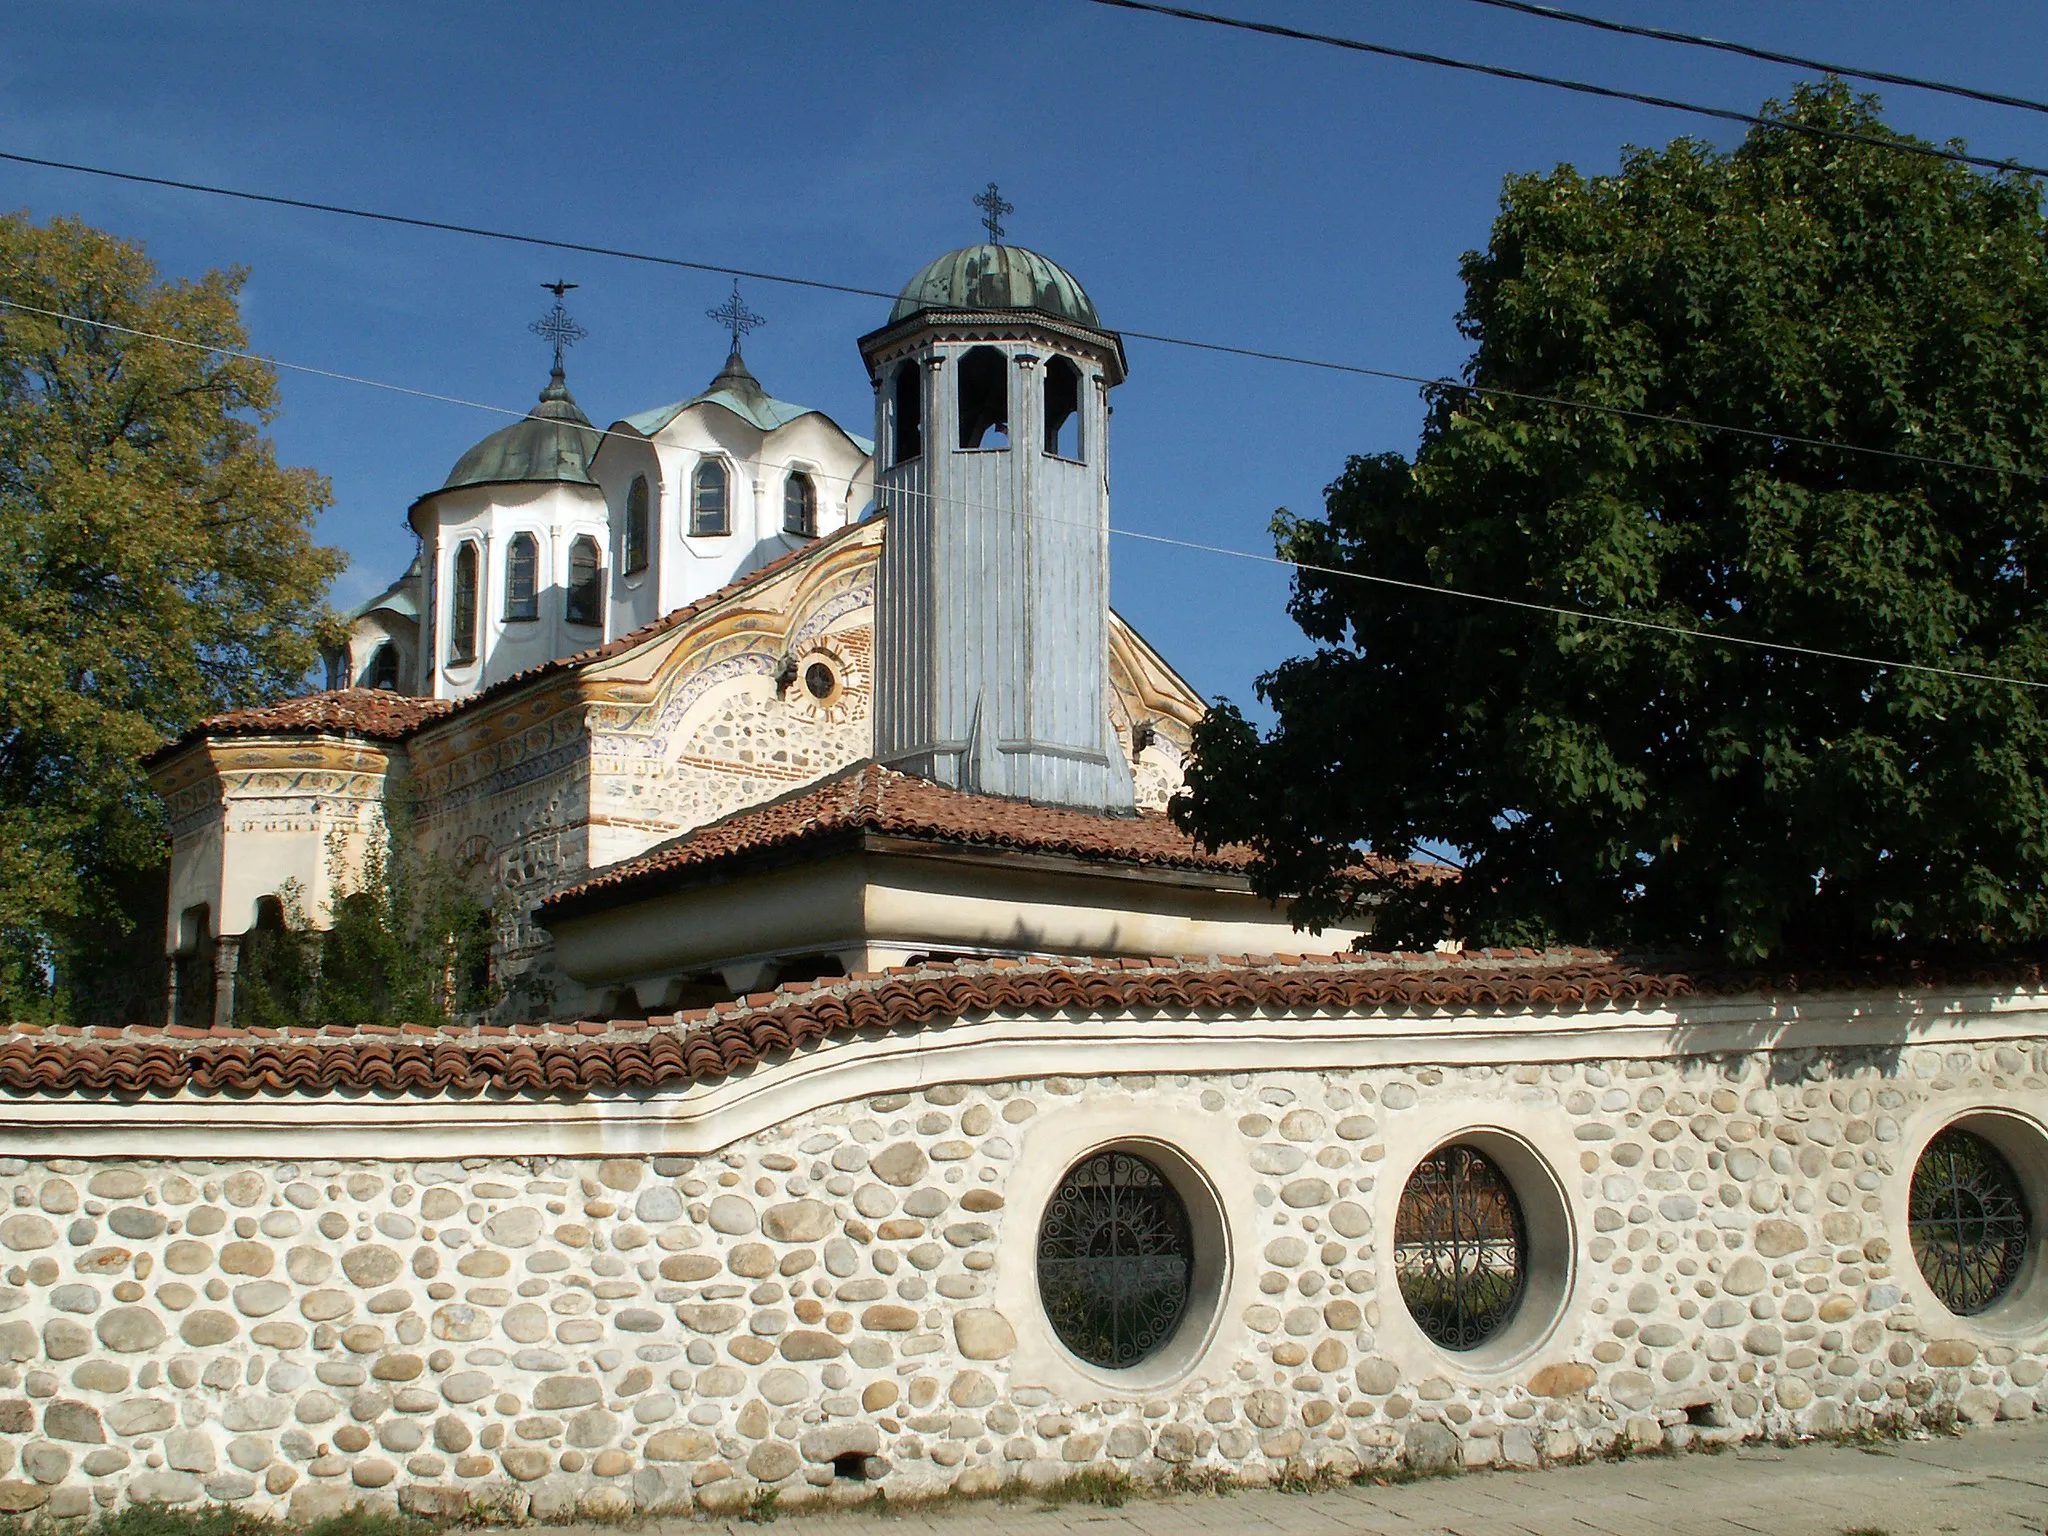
<box><xmin>975</xmin><ymin>182</ymin><xmax>1013</xmax><ymax>244</ymax></box>
<box><xmin>529</xmin><ymin>280</ymin><xmax>587</xmax><ymax>372</ymax></box>
<box><xmin>707</xmin><ymin>280</ymin><xmax>766</xmax><ymax>350</ymax></box>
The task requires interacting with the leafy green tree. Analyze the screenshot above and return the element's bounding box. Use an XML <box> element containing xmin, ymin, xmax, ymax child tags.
<box><xmin>232</xmin><ymin>788</ymin><xmax>498</xmax><ymax>1028</ymax></box>
<box><xmin>1175</xmin><ymin>85</ymin><xmax>2048</xmax><ymax>962</ymax></box>
<box><xmin>0</xmin><ymin>211</ymin><xmax>343</xmax><ymax>1017</ymax></box>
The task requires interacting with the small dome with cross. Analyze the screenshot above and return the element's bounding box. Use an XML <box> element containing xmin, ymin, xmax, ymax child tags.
<box><xmin>889</xmin><ymin>244</ymin><xmax>1101</xmax><ymax>329</ymax></box>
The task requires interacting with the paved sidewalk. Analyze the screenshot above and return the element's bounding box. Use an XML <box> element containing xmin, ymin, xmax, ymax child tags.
<box><xmin>646</xmin><ymin>1420</ymin><xmax>2048</xmax><ymax>1536</ymax></box>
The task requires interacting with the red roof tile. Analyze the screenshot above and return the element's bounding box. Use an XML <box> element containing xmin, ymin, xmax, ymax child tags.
<box><xmin>542</xmin><ymin>762</ymin><xmax>1267</xmax><ymax>918</ymax></box>
<box><xmin>148</xmin><ymin>522</ymin><xmax>877</xmax><ymax>764</ymax></box>
<box><xmin>149</xmin><ymin>689</ymin><xmax>454</xmax><ymax>762</ymax></box>
<box><xmin>431</xmin><ymin>517</ymin><xmax>878</xmax><ymax>723</ymax></box>
<box><xmin>2</xmin><ymin>949</ymin><xmax>2039</xmax><ymax>1099</ymax></box>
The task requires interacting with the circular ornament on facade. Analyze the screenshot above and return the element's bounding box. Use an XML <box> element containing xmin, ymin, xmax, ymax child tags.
<box><xmin>1910</xmin><ymin>1126</ymin><xmax>2032</xmax><ymax>1316</ymax></box>
<box><xmin>804</xmin><ymin>661</ymin><xmax>838</xmax><ymax>702</ymax></box>
<box><xmin>1035</xmin><ymin>1150</ymin><xmax>1193</xmax><ymax>1370</ymax></box>
<box><xmin>1394</xmin><ymin>1141</ymin><xmax>1528</xmax><ymax>1350</ymax></box>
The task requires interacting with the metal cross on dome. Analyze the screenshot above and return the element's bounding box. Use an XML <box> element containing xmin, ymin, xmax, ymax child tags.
<box><xmin>975</xmin><ymin>182</ymin><xmax>1013</xmax><ymax>245</ymax></box>
<box><xmin>529</xmin><ymin>280</ymin><xmax>588</xmax><ymax>372</ymax></box>
<box><xmin>707</xmin><ymin>280</ymin><xmax>766</xmax><ymax>351</ymax></box>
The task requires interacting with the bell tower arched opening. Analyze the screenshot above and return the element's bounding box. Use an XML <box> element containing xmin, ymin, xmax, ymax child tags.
<box><xmin>958</xmin><ymin>346</ymin><xmax>1010</xmax><ymax>450</ymax></box>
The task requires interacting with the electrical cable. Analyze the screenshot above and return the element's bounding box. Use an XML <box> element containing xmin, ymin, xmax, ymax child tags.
<box><xmin>8</xmin><ymin>294</ymin><xmax>2044</xmax><ymax>695</ymax></box>
<box><xmin>1437</xmin><ymin>0</ymin><xmax>2048</xmax><ymax>118</ymax></box>
<box><xmin>0</xmin><ymin>149</ymin><xmax>2032</xmax><ymax>485</ymax></box>
<box><xmin>1082</xmin><ymin>0</ymin><xmax>2048</xmax><ymax>180</ymax></box>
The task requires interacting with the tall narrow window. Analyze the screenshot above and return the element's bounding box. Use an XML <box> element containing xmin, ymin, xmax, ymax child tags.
<box><xmin>1045</xmin><ymin>357</ymin><xmax>1082</xmax><ymax>459</ymax></box>
<box><xmin>893</xmin><ymin>362</ymin><xmax>923</xmax><ymax>463</ymax></box>
<box><xmin>624</xmin><ymin>474</ymin><xmax>650</xmax><ymax>574</ymax></box>
<box><xmin>958</xmin><ymin>346</ymin><xmax>1009</xmax><ymax>450</ymax></box>
<box><xmin>692</xmin><ymin>459</ymin><xmax>729</xmax><ymax>536</ymax></box>
<box><xmin>504</xmin><ymin>533</ymin><xmax>539</xmax><ymax>621</ymax></box>
<box><xmin>565</xmin><ymin>536</ymin><xmax>601</xmax><ymax>626</ymax></box>
<box><xmin>450</xmin><ymin>542</ymin><xmax>479</xmax><ymax>664</ymax></box>
<box><xmin>784</xmin><ymin>472</ymin><xmax>818</xmax><ymax>537</ymax></box>
<box><xmin>367</xmin><ymin>642</ymin><xmax>400</xmax><ymax>691</ymax></box>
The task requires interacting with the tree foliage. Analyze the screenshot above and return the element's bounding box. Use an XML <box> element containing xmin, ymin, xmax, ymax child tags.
<box><xmin>1175</xmin><ymin>85</ymin><xmax>2048</xmax><ymax>962</ymax></box>
<box><xmin>0</xmin><ymin>212</ymin><xmax>342</xmax><ymax>1016</ymax></box>
<box><xmin>233</xmin><ymin>786</ymin><xmax>498</xmax><ymax>1028</ymax></box>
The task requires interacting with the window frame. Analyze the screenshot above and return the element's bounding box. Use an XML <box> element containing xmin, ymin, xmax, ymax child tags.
<box><xmin>691</xmin><ymin>457</ymin><xmax>731</xmax><ymax>537</ymax></box>
<box><xmin>956</xmin><ymin>345</ymin><xmax>1011</xmax><ymax>452</ymax></box>
<box><xmin>449</xmin><ymin>540</ymin><xmax>480</xmax><ymax>665</ymax></box>
<box><xmin>892</xmin><ymin>361</ymin><xmax>923</xmax><ymax>464</ymax></box>
<box><xmin>623</xmin><ymin>474</ymin><xmax>651</xmax><ymax>575</ymax></box>
<box><xmin>1043</xmin><ymin>356</ymin><xmax>1084</xmax><ymax>461</ymax></box>
<box><xmin>504</xmin><ymin>532</ymin><xmax>540</xmax><ymax>623</ymax></box>
<box><xmin>783</xmin><ymin>470</ymin><xmax>819</xmax><ymax>538</ymax></box>
<box><xmin>367</xmin><ymin>642</ymin><xmax>400</xmax><ymax>691</ymax></box>
<box><xmin>565</xmin><ymin>534</ymin><xmax>603</xmax><ymax>627</ymax></box>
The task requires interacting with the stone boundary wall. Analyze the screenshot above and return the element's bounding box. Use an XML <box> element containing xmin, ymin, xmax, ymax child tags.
<box><xmin>0</xmin><ymin>1037</ymin><xmax>2042</xmax><ymax>1519</ymax></box>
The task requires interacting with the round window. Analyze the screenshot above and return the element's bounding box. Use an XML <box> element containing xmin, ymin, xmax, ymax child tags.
<box><xmin>1036</xmin><ymin>1150</ymin><xmax>1193</xmax><ymax>1369</ymax></box>
<box><xmin>804</xmin><ymin>662</ymin><xmax>837</xmax><ymax>701</ymax></box>
<box><xmin>1394</xmin><ymin>1142</ymin><xmax>1527</xmax><ymax>1350</ymax></box>
<box><xmin>1910</xmin><ymin>1126</ymin><xmax>2032</xmax><ymax>1316</ymax></box>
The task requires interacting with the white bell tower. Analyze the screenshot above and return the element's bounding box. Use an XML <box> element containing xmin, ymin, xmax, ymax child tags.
<box><xmin>861</xmin><ymin>210</ymin><xmax>1134</xmax><ymax>813</ymax></box>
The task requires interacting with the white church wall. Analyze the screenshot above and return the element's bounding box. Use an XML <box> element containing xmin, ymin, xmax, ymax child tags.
<box><xmin>592</xmin><ymin>432</ymin><xmax>665</xmax><ymax>643</ymax></box>
<box><xmin>0</xmin><ymin>990</ymin><xmax>2042</xmax><ymax>1517</ymax></box>
<box><xmin>340</xmin><ymin>610</ymin><xmax>419</xmax><ymax>695</ymax></box>
<box><xmin>631</xmin><ymin>409</ymin><xmax>871</xmax><ymax>623</ymax></box>
<box><xmin>418</xmin><ymin>481</ymin><xmax>612</xmax><ymax>701</ymax></box>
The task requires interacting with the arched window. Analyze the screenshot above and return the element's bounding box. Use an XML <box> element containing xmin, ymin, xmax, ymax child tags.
<box><xmin>1910</xmin><ymin>1126</ymin><xmax>2032</xmax><ymax>1315</ymax></box>
<box><xmin>892</xmin><ymin>362</ymin><xmax>923</xmax><ymax>464</ymax></box>
<box><xmin>565</xmin><ymin>535</ymin><xmax>601</xmax><ymax>626</ymax></box>
<box><xmin>1036</xmin><ymin>1150</ymin><xmax>1192</xmax><ymax>1369</ymax></box>
<box><xmin>1044</xmin><ymin>356</ymin><xmax>1082</xmax><ymax>459</ymax></box>
<box><xmin>958</xmin><ymin>346</ymin><xmax>1009</xmax><ymax>450</ymax></box>
<box><xmin>504</xmin><ymin>533</ymin><xmax>539</xmax><ymax>621</ymax></box>
<box><xmin>449</xmin><ymin>542</ymin><xmax>479</xmax><ymax>664</ymax></box>
<box><xmin>784</xmin><ymin>472</ymin><xmax>818</xmax><ymax>538</ymax></box>
<box><xmin>692</xmin><ymin>459</ymin><xmax>729</xmax><ymax>536</ymax></box>
<box><xmin>624</xmin><ymin>474</ymin><xmax>650</xmax><ymax>574</ymax></box>
<box><xmin>367</xmin><ymin>642</ymin><xmax>400</xmax><ymax>691</ymax></box>
<box><xmin>1394</xmin><ymin>1143</ymin><xmax>1527</xmax><ymax>1350</ymax></box>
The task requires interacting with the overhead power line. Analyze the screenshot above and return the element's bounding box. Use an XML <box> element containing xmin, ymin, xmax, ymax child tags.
<box><xmin>6</xmin><ymin>294</ymin><xmax>2044</xmax><ymax>696</ymax></box>
<box><xmin>0</xmin><ymin>148</ymin><xmax>2034</xmax><ymax>485</ymax></box>
<box><xmin>1082</xmin><ymin>0</ymin><xmax>2048</xmax><ymax>180</ymax></box>
<box><xmin>1441</xmin><ymin>0</ymin><xmax>2048</xmax><ymax>118</ymax></box>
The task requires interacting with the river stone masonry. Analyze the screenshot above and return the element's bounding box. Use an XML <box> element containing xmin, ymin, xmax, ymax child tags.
<box><xmin>0</xmin><ymin>1041</ymin><xmax>2043</xmax><ymax>1518</ymax></box>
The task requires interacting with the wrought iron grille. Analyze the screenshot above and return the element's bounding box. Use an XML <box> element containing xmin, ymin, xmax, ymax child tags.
<box><xmin>1036</xmin><ymin>1151</ymin><xmax>1192</xmax><ymax>1370</ymax></box>
<box><xmin>1909</xmin><ymin>1128</ymin><xmax>2031</xmax><ymax>1316</ymax></box>
<box><xmin>1393</xmin><ymin>1143</ymin><xmax>1527</xmax><ymax>1350</ymax></box>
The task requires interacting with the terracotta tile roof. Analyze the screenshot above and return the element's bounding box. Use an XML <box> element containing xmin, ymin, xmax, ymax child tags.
<box><xmin>431</xmin><ymin>517</ymin><xmax>878</xmax><ymax>724</ymax></box>
<box><xmin>149</xmin><ymin>521</ymin><xmax>877</xmax><ymax>764</ymax></box>
<box><xmin>5</xmin><ymin>949</ymin><xmax>2040</xmax><ymax>1100</ymax></box>
<box><xmin>148</xmin><ymin>689</ymin><xmax>454</xmax><ymax>762</ymax></box>
<box><xmin>542</xmin><ymin>762</ymin><xmax>1267</xmax><ymax>919</ymax></box>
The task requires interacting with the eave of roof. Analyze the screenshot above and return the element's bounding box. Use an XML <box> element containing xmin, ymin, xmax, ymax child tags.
<box><xmin>423</xmin><ymin>513</ymin><xmax>882</xmax><ymax>728</ymax></box>
<box><xmin>144</xmin><ymin>690</ymin><xmax>454</xmax><ymax>767</ymax></box>
<box><xmin>5</xmin><ymin>948</ymin><xmax>2040</xmax><ymax>1100</ymax></box>
<box><xmin>622</xmin><ymin>391</ymin><xmax>874</xmax><ymax>456</ymax></box>
<box><xmin>538</xmin><ymin>760</ymin><xmax>1265</xmax><ymax>923</ymax></box>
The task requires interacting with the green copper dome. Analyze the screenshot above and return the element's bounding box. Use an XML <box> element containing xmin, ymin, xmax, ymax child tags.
<box><xmin>438</xmin><ymin>367</ymin><xmax>600</xmax><ymax>493</ymax></box>
<box><xmin>890</xmin><ymin>245</ymin><xmax>1101</xmax><ymax>328</ymax></box>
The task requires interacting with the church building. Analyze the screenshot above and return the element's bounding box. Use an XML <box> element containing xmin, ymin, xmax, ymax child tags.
<box><xmin>0</xmin><ymin>216</ymin><xmax>2039</xmax><ymax>1520</ymax></box>
<box><xmin>145</xmin><ymin>239</ymin><xmax>1343</xmax><ymax>1028</ymax></box>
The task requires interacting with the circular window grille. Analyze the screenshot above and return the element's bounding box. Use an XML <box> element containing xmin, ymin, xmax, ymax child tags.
<box><xmin>1910</xmin><ymin>1127</ymin><xmax>2032</xmax><ymax>1316</ymax></box>
<box><xmin>804</xmin><ymin>662</ymin><xmax>837</xmax><ymax>701</ymax></box>
<box><xmin>1036</xmin><ymin>1150</ymin><xmax>1193</xmax><ymax>1369</ymax></box>
<box><xmin>1394</xmin><ymin>1142</ymin><xmax>1528</xmax><ymax>1350</ymax></box>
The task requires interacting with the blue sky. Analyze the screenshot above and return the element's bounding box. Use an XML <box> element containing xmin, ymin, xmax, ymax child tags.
<box><xmin>7</xmin><ymin>1</ymin><xmax>2048</xmax><ymax>714</ymax></box>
